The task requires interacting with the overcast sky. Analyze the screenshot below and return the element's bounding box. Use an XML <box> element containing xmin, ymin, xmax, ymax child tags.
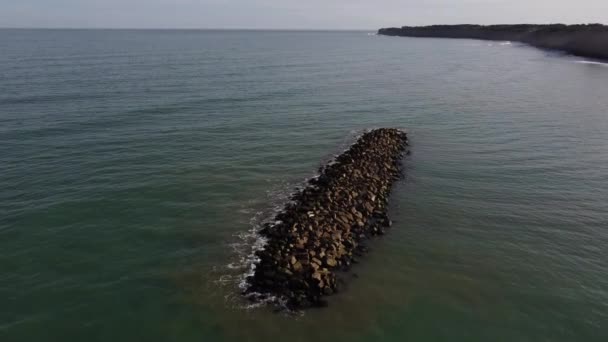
<box><xmin>1</xmin><ymin>0</ymin><xmax>607</xmax><ymax>30</ymax></box>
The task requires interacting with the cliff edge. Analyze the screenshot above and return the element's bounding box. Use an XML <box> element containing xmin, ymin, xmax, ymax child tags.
<box><xmin>378</xmin><ymin>24</ymin><xmax>608</xmax><ymax>60</ymax></box>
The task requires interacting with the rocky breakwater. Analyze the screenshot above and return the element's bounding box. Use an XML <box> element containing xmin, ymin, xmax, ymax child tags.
<box><xmin>244</xmin><ymin>128</ymin><xmax>408</xmax><ymax>309</ymax></box>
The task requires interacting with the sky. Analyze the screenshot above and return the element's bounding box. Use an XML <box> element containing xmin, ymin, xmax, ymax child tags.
<box><xmin>1</xmin><ymin>0</ymin><xmax>607</xmax><ymax>30</ymax></box>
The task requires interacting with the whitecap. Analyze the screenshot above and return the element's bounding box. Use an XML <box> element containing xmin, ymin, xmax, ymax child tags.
<box><xmin>575</xmin><ymin>60</ymin><xmax>608</xmax><ymax>67</ymax></box>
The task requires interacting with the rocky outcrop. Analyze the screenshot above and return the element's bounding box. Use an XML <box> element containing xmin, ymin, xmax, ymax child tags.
<box><xmin>244</xmin><ymin>128</ymin><xmax>408</xmax><ymax>309</ymax></box>
<box><xmin>378</xmin><ymin>24</ymin><xmax>608</xmax><ymax>61</ymax></box>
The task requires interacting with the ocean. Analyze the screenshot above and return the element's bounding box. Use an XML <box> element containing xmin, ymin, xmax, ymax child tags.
<box><xmin>1</xmin><ymin>29</ymin><xmax>607</xmax><ymax>341</ymax></box>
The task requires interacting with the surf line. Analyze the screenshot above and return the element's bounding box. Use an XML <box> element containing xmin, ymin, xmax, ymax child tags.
<box><xmin>243</xmin><ymin>128</ymin><xmax>409</xmax><ymax>309</ymax></box>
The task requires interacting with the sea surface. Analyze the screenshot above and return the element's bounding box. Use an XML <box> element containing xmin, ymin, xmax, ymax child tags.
<box><xmin>1</xmin><ymin>29</ymin><xmax>608</xmax><ymax>341</ymax></box>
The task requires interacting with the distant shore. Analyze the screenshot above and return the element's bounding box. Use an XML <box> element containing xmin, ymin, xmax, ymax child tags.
<box><xmin>378</xmin><ymin>24</ymin><xmax>608</xmax><ymax>60</ymax></box>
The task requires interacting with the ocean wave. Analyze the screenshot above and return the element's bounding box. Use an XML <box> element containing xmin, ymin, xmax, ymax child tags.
<box><xmin>575</xmin><ymin>60</ymin><xmax>608</xmax><ymax>67</ymax></box>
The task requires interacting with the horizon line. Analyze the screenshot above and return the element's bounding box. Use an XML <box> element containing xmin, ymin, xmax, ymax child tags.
<box><xmin>0</xmin><ymin>27</ymin><xmax>375</xmax><ymax>32</ymax></box>
<box><xmin>2</xmin><ymin>22</ymin><xmax>604</xmax><ymax>31</ymax></box>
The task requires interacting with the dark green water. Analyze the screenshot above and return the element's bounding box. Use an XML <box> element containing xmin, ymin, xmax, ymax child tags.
<box><xmin>1</xmin><ymin>29</ymin><xmax>607</xmax><ymax>341</ymax></box>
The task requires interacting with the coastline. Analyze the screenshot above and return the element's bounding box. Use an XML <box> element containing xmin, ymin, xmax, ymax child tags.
<box><xmin>378</xmin><ymin>24</ymin><xmax>608</xmax><ymax>61</ymax></box>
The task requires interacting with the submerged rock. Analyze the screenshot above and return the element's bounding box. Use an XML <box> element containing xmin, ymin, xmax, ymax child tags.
<box><xmin>244</xmin><ymin>128</ymin><xmax>408</xmax><ymax>309</ymax></box>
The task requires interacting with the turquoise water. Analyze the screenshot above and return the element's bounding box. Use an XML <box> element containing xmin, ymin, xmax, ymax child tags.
<box><xmin>1</xmin><ymin>29</ymin><xmax>608</xmax><ymax>341</ymax></box>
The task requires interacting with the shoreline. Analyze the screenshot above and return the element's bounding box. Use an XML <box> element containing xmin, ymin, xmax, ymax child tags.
<box><xmin>378</xmin><ymin>24</ymin><xmax>608</xmax><ymax>61</ymax></box>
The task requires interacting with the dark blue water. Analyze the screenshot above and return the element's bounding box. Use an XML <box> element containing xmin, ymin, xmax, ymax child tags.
<box><xmin>1</xmin><ymin>29</ymin><xmax>608</xmax><ymax>341</ymax></box>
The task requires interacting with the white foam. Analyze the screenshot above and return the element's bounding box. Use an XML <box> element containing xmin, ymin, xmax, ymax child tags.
<box><xmin>576</xmin><ymin>60</ymin><xmax>608</xmax><ymax>67</ymax></box>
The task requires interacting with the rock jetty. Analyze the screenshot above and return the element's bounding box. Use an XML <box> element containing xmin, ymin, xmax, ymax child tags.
<box><xmin>244</xmin><ymin>128</ymin><xmax>408</xmax><ymax>309</ymax></box>
<box><xmin>378</xmin><ymin>24</ymin><xmax>608</xmax><ymax>61</ymax></box>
